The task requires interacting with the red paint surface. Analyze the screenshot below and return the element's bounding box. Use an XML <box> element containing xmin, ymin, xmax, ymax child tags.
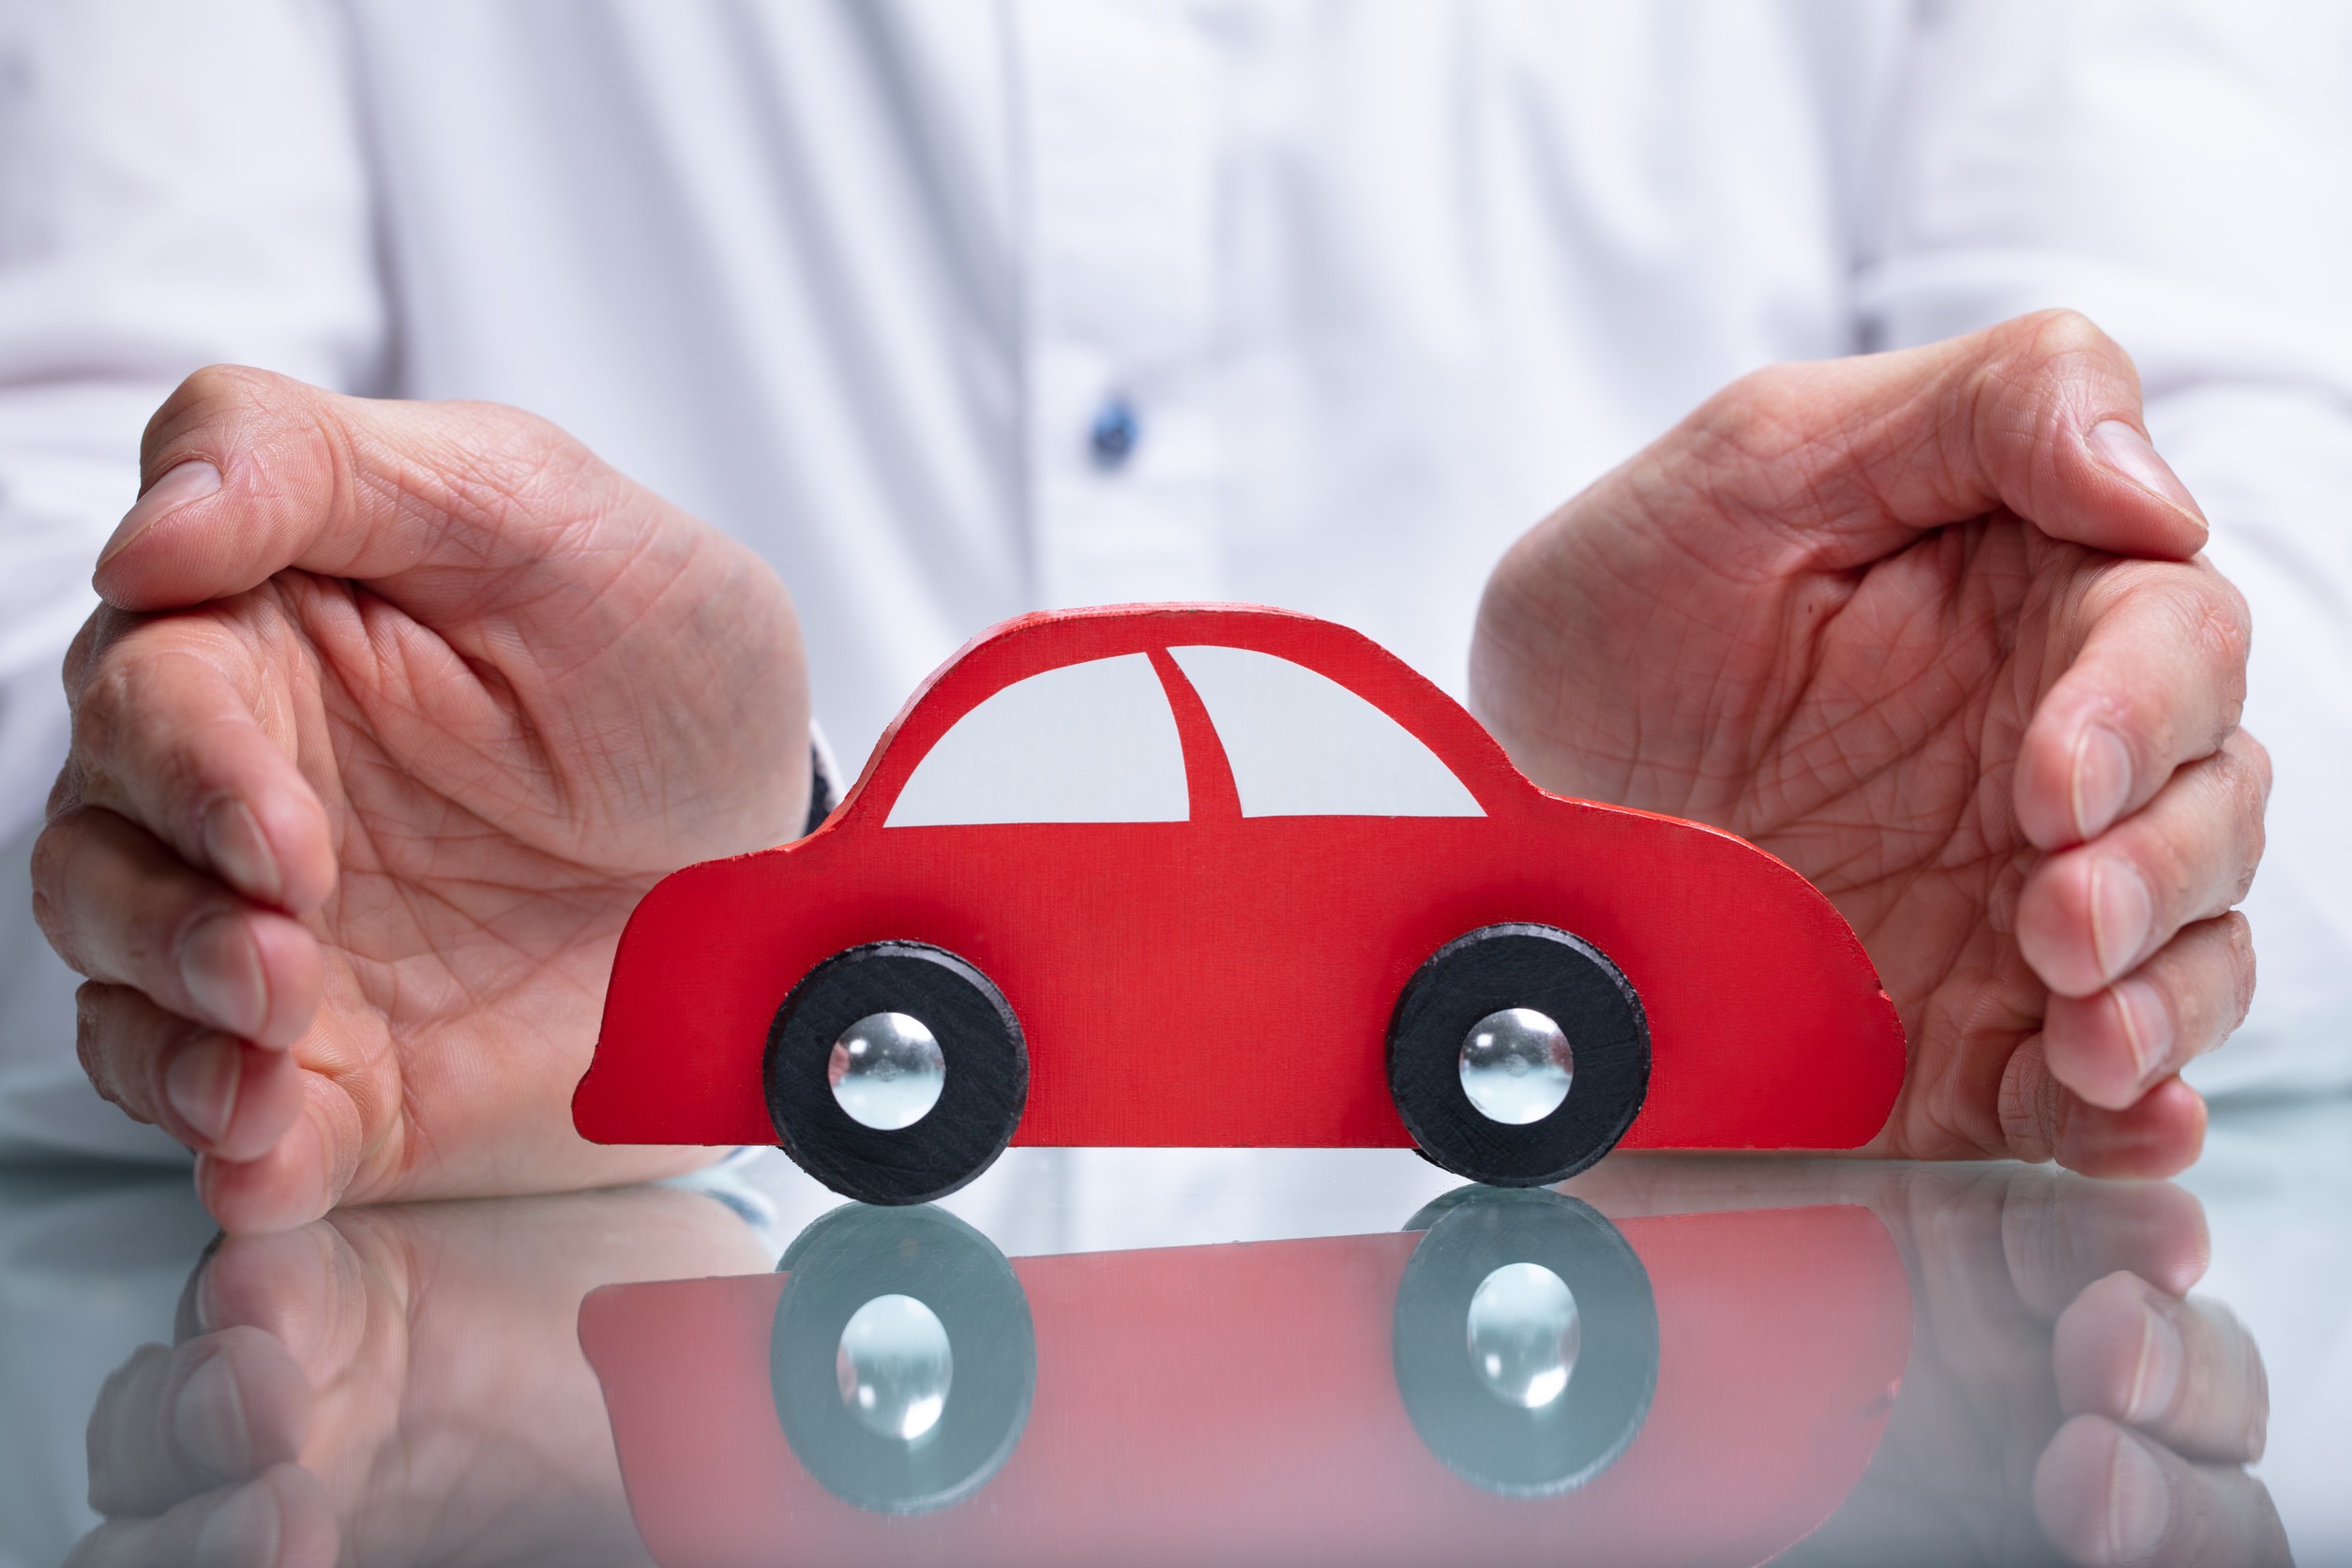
<box><xmin>580</xmin><ymin>1206</ymin><xmax>1912</xmax><ymax>1566</ymax></box>
<box><xmin>573</xmin><ymin>605</ymin><xmax>1905</xmax><ymax>1153</ymax></box>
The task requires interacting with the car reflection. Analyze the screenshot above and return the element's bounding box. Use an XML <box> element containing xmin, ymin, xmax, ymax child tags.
<box><xmin>580</xmin><ymin>1187</ymin><xmax>1911</xmax><ymax>1564</ymax></box>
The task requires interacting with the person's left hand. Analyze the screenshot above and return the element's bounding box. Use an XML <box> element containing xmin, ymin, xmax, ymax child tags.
<box><xmin>1473</xmin><ymin>311</ymin><xmax>2266</xmax><ymax>1176</ymax></box>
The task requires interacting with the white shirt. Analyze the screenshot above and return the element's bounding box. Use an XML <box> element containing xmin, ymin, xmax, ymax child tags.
<box><xmin>3</xmin><ymin>0</ymin><xmax>2350</xmax><ymax>1159</ymax></box>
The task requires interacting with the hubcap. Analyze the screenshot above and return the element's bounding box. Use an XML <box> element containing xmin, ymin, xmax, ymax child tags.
<box><xmin>829</xmin><ymin>1012</ymin><xmax>947</xmax><ymax>1130</ymax></box>
<box><xmin>1458</xmin><ymin>1007</ymin><xmax>1574</xmax><ymax>1124</ymax></box>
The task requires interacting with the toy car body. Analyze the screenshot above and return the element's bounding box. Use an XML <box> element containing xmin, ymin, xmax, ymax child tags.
<box><xmin>574</xmin><ymin>604</ymin><xmax>1905</xmax><ymax>1199</ymax></box>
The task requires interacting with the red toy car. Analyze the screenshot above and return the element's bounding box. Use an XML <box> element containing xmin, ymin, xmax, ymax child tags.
<box><xmin>574</xmin><ymin>604</ymin><xmax>1905</xmax><ymax>1202</ymax></box>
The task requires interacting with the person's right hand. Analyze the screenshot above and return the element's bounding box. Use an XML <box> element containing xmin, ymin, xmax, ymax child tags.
<box><xmin>70</xmin><ymin>1186</ymin><xmax>768</xmax><ymax>1567</ymax></box>
<box><xmin>32</xmin><ymin>367</ymin><xmax>812</xmax><ymax>1230</ymax></box>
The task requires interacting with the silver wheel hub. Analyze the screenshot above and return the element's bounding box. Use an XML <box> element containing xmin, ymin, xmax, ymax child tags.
<box><xmin>1458</xmin><ymin>1007</ymin><xmax>1574</xmax><ymax>1124</ymax></box>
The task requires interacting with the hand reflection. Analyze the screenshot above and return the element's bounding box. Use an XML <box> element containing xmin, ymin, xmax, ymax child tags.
<box><xmin>68</xmin><ymin>1187</ymin><xmax>767</xmax><ymax>1567</ymax></box>
<box><xmin>1576</xmin><ymin>1164</ymin><xmax>2283</xmax><ymax>1567</ymax></box>
<box><xmin>2037</xmin><ymin>1273</ymin><xmax>2279</xmax><ymax>1565</ymax></box>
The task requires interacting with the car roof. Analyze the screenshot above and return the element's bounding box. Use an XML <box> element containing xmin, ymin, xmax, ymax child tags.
<box><xmin>833</xmin><ymin>603</ymin><xmax>1531</xmax><ymax>823</ymax></box>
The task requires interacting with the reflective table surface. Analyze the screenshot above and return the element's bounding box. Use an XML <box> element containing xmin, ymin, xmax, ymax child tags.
<box><xmin>3</xmin><ymin>1097</ymin><xmax>2346</xmax><ymax>1567</ymax></box>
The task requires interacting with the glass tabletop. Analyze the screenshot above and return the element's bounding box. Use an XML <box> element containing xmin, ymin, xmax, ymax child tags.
<box><xmin>3</xmin><ymin>1097</ymin><xmax>2343</xmax><ymax>1567</ymax></box>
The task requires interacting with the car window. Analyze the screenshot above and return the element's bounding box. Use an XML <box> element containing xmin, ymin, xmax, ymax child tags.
<box><xmin>886</xmin><ymin>653</ymin><xmax>1190</xmax><ymax>825</ymax></box>
<box><xmin>1168</xmin><ymin>645</ymin><xmax>1484</xmax><ymax>817</ymax></box>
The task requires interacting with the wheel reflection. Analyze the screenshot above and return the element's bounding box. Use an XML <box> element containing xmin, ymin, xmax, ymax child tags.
<box><xmin>770</xmin><ymin>1203</ymin><xmax>1035</xmax><ymax>1515</ymax></box>
<box><xmin>1395</xmin><ymin>1186</ymin><xmax>1659</xmax><ymax>1497</ymax></box>
<box><xmin>1467</xmin><ymin>1261</ymin><xmax>1581</xmax><ymax>1410</ymax></box>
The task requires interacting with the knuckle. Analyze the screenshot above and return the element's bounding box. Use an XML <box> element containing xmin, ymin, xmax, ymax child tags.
<box><xmin>142</xmin><ymin>365</ymin><xmax>276</xmax><ymax>465</ymax></box>
<box><xmin>2003</xmin><ymin>308</ymin><xmax>2123</xmax><ymax>375</ymax></box>
<box><xmin>25</xmin><ymin>819</ymin><xmax>94</xmax><ymax>965</ymax></box>
<box><xmin>44</xmin><ymin>759</ymin><xmax>82</xmax><ymax>821</ymax></box>
<box><xmin>461</xmin><ymin>407</ymin><xmax>603</xmax><ymax>518</ymax></box>
<box><xmin>2230</xmin><ymin>728</ymin><xmax>2275</xmax><ymax>801</ymax></box>
<box><xmin>2184</xmin><ymin>584</ymin><xmax>2254</xmax><ymax>698</ymax></box>
<box><xmin>1696</xmin><ymin>362</ymin><xmax>1820</xmax><ymax>460</ymax></box>
<box><xmin>73</xmin><ymin>985</ymin><xmax>146</xmax><ymax>1119</ymax></box>
<box><xmin>1998</xmin><ymin>1040</ymin><xmax>2060</xmax><ymax>1165</ymax></box>
<box><xmin>2223</xmin><ymin>913</ymin><xmax>2258</xmax><ymax>1023</ymax></box>
<box><xmin>70</xmin><ymin>646</ymin><xmax>137</xmax><ymax>756</ymax></box>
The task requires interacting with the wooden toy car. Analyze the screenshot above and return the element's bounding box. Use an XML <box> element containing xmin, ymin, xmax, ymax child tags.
<box><xmin>573</xmin><ymin>604</ymin><xmax>1905</xmax><ymax>1202</ymax></box>
<box><xmin>579</xmin><ymin>1188</ymin><xmax>1913</xmax><ymax>1563</ymax></box>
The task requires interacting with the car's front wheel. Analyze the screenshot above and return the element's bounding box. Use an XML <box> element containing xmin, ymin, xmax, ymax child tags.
<box><xmin>765</xmin><ymin>941</ymin><xmax>1029</xmax><ymax>1204</ymax></box>
<box><xmin>1386</xmin><ymin>923</ymin><xmax>1650</xmax><ymax>1185</ymax></box>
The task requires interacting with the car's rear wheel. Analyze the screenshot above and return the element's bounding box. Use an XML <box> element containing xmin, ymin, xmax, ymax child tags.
<box><xmin>765</xmin><ymin>941</ymin><xmax>1028</xmax><ymax>1205</ymax></box>
<box><xmin>1386</xmin><ymin>923</ymin><xmax>1650</xmax><ymax>1185</ymax></box>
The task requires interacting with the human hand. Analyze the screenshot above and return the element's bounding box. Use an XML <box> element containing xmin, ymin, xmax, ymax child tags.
<box><xmin>1570</xmin><ymin>1159</ymin><xmax>2283</xmax><ymax>1566</ymax></box>
<box><xmin>32</xmin><ymin>368</ymin><xmax>811</xmax><ymax>1230</ymax></box>
<box><xmin>67</xmin><ymin>1186</ymin><xmax>767</xmax><ymax>1567</ymax></box>
<box><xmin>1472</xmin><ymin>311</ymin><xmax>2266</xmax><ymax>1176</ymax></box>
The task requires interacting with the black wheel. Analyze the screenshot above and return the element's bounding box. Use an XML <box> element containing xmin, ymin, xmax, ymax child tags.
<box><xmin>771</xmin><ymin>1204</ymin><xmax>1036</xmax><ymax>1515</ymax></box>
<box><xmin>1393</xmin><ymin>1186</ymin><xmax>1658</xmax><ymax>1497</ymax></box>
<box><xmin>765</xmin><ymin>941</ymin><xmax>1028</xmax><ymax>1205</ymax></box>
<box><xmin>1386</xmin><ymin>922</ymin><xmax>1649</xmax><ymax>1186</ymax></box>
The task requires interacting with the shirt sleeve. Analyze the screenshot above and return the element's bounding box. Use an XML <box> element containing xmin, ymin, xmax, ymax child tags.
<box><xmin>0</xmin><ymin>0</ymin><xmax>388</xmax><ymax>1157</ymax></box>
<box><xmin>1858</xmin><ymin>0</ymin><xmax>2352</xmax><ymax>1094</ymax></box>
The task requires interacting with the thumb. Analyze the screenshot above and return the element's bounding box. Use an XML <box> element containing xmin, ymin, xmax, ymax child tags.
<box><xmin>93</xmin><ymin>365</ymin><xmax>810</xmax><ymax>863</ymax></box>
<box><xmin>1674</xmin><ymin>309</ymin><xmax>2209</xmax><ymax>569</ymax></box>
<box><xmin>95</xmin><ymin>365</ymin><xmax>724</xmax><ymax>638</ymax></box>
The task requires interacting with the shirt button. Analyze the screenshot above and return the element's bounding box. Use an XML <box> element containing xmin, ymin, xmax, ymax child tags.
<box><xmin>1088</xmin><ymin>395</ymin><xmax>1139</xmax><ymax>470</ymax></box>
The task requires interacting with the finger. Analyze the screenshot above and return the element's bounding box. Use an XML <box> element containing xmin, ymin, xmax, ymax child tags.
<box><xmin>2013</xmin><ymin>560</ymin><xmax>2253</xmax><ymax>850</ymax></box>
<box><xmin>65</xmin><ymin>611</ymin><xmax>335</xmax><ymax>912</ymax></box>
<box><xmin>2015</xmin><ymin>732</ymin><xmax>2269</xmax><ymax>1000</ymax></box>
<box><xmin>85</xmin><ymin>1328</ymin><xmax>310</xmax><ymax>1515</ymax></box>
<box><xmin>66</xmin><ymin>1464</ymin><xmax>335</xmax><ymax>1568</ymax></box>
<box><xmin>2055</xmin><ymin>1274</ymin><xmax>2269</xmax><ymax>1464</ymax></box>
<box><xmin>194</xmin><ymin>1077</ymin><xmax>357</xmax><ymax>1235</ymax></box>
<box><xmin>32</xmin><ymin>807</ymin><xmax>322</xmax><ymax>1047</ymax></box>
<box><xmin>2000</xmin><ymin>1041</ymin><xmax>2209</xmax><ymax>1180</ymax></box>
<box><xmin>2033</xmin><ymin>1415</ymin><xmax>2291</xmax><ymax>1568</ymax></box>
<box><xmin>187</xmin><ymin>1225</ymin><xmax>373</xmax><ymax>1386</ymax></box>
<box><xmin>1999</xmin><ymin>1174</ymin><xmax>2209</xmax><ymax>1314</ymax></box>
<box><xmin>75</xmin><ymin>985</ymin><xmax>305</xmax><ymax>1161</ymax></box>
<box><xmin>1673</xmin><ymin>309</ymin><xmax>2209</xmax><ymax>575</ymax></box>
<box><xmin>2042</xmin><ymin>915</ymin><xmax>2256</xmax><ymax>1113</ymax></box>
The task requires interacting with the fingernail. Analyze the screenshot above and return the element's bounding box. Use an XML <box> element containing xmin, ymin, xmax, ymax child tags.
<box><xmin>167</xmin><ymin>1034</ymin><xmax>244</xmax><ymax>1145</ymax></box>
<box><xmin>2090</xmin><ymin>860</ymin><xmax>2155</xmax><ymax>984</ymax></box>
<box><xmin>98</xmin><ymin>459</ymin><xmax>222</xmax><ymax>570</ymax></box>
<box><xmin>173</xmin><ymin>1350</ymin><xmax>253</xmax><ymax>1477</ymax></box>
<box><xmin>203</xmin><ymin>798</ymin><xmax>282</xmax><ymax>905</ymax></box>
<box><xmin>2088</xmin><ymin>421</ymin><xmax>2205</xmax><ymax>526</ymax></box>
<box><xmin>192</xmin><ymin>1478</ymin><xmax>282</xmax><ymax>1568</ymax></box>
<box><xmin>179</xmin><ymin>917</ymin><xmax>268</xmax><ymax>1039</ymax></box>
<box><xmin>2105</xmin><ymin>1429</ymin><xmax>2174</xmax><ymax>1562</ymax></box>
<box><xmin>2072</xmin><ymin>726</ymin><xmax>2133</xmax><ymax>841</ymax></box>
<box><xmin>2109</xmin><ymin>976</ymin><xmax>2176</xmax><ymax>1088</ymax></box>
<box><xmin>2123</xmin><ymin>1292</ymin><xmax>2186</xmax><ymax>1425</ymax></box>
